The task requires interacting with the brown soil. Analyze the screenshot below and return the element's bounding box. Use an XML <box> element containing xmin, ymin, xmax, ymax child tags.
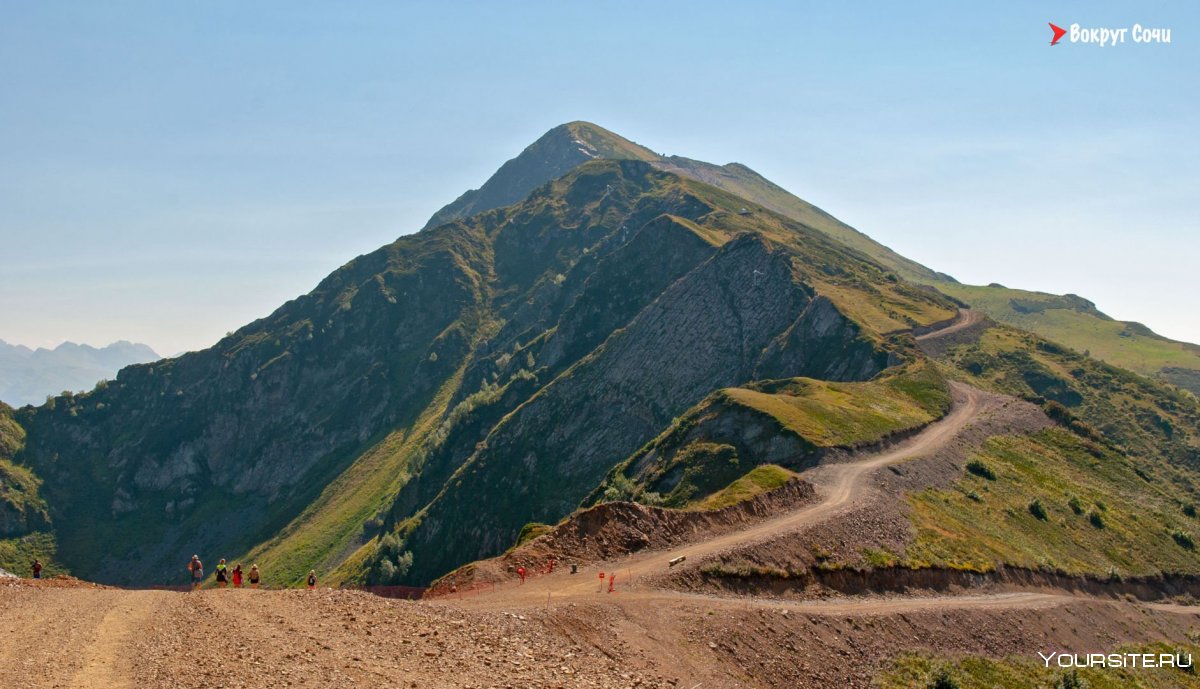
<box><xmin>432</xmin><ymin>479</ymin><xmax>816</xmax><ymax>595</ymax></box>
<box><xmin>915</xmin><ymin>308</ymin><xmax>990</xmax><ymax>357</ymax></box>
<box><xmin>5</xmin><ymin>583</ymin><xmax>1200</xmax><ymax>688</ymax></box>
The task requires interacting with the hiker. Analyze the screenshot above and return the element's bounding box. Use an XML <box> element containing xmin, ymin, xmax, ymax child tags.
<box><xmin>215</xmin><ymin>558</ymin><xmax>228</xmax><ymax>587</ymax></box>
<box><xmin>307</xmin><ymin>570</ymin><xmax>317</xmax><ymax>590</ymax></box>
<box><xmin>31</xmin><ymin>559</ymin><xmax>42</xmax><ymax>580</ymax></box>
<box><xmin>231</xmin><ymin>563</ymin><xmax>243</xmax><ymax>588</ymax></box>
<box><xmin>517</xmin><ymin>565</ymin><xmax>527</xmax><ymax>584</ymax></box>
<box><xmin>248</xmin><ymin>564</ymin><xmax>261</xmax><ymax>589</ymax></box>
<box><xmin>188</xmin><ymin>555</ymin><xmax>204</xmax><ymax>590</ymax></box>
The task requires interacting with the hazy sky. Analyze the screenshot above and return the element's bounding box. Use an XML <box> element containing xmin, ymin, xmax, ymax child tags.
<box><xmin>1</xmin><ymin>2</ymin><xmax>1196</xmax><ymax>355</ymax></box>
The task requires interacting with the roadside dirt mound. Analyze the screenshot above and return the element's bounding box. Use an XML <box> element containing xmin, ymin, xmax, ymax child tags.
<box><xmin>430</xmin><ymin>478</ymin><xmax>816</xmax><ymax>595</ymax></box>
<box><xmin>674</xmin><ymin>563</ymin><xmax>1200</xmax><ymax>603</ymax></box>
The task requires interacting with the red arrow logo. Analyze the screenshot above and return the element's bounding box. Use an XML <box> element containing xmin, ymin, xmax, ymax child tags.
<box><xmin>1049</xmin><ymin>22</ymin><xmax>1067</xmax><ymax>45</ymax></box>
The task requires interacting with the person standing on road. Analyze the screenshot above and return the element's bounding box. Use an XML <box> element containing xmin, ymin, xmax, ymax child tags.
<box><xmin>248</xmin><ymin>564</ymin><xmax>261</xmax><ymax>589</ymax></box>
<box><xmin>215</xmin><ymin>559</ymin><xmax>229</xmax><ymax>588</ymax></box>
<box><xmin>517</xmin><ymin>565</ymin><xmax>527</xmax><ymax>584</ymax></box>
<box><xmin>231</xmin><ymin>563</ymin><xmax>243</xmax><ymax>588</ymax></box>
<box><xmin>188</xmin><ymin>555</ymin><xmax>204</xmax><ymax>590</ymax></box>
<box><xmin>31</xmin><ymin>559</ymin><xmax>42</xmax><ymax>579</ymax></box>
<box><xmin>307</xmin><ymin>570</ymin><xmax>317</xmax><ymax>590</ymax></box>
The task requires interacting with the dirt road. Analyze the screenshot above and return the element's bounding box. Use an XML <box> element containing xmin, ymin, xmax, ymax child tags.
<box><xmin>915</xmin><ymin>308</ymin><xmax>982</xmax><ymax>341</ymax></box>
<box><xmin>460</xmin><ymin>382</ymin><xmax>983</xmax><ymax>607</ymax></box>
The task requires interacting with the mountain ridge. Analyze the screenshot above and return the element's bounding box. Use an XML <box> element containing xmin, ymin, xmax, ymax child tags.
<box><xmin>2</xmin><ymin>122</ymin><xmax>1197</xmax><ymax>592</ymax></box>
<box><xmin>426</xmin><ymin>121</ymin><xmax>1200</xmax><ymax>392</ymax></box>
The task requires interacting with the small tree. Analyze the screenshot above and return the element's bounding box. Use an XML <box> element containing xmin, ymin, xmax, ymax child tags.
<box><xmin>1029</xmin><ymin>500</ymin><xmax>1048</xmax><ymax>521</ymax></box>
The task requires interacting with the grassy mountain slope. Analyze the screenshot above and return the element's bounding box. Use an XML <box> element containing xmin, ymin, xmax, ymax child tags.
<box><xmin>901</xmin><ymin>320</ymin><xmax>1200</xmax><ymax>577</ymax></box>
<box><xmin>879</xmin><ymin>646</ymin><xmax>1200</xmax><ymax>689</ymax></box>
<box><xmin>941</xmin><ymin>283</ymin><xmax>1200</xmax><ymax>393</ymax></box>
<box><xmin>591</xmin><ymin>362</ymin><xmax>950</xmax><ymax>509</ymax></box>
<box><xmin>571</xmin><ymin>314</ymin><xmax>1200</xmax><ymax>585</ymax></box>
<box><xmin>0</xmin><ymin>402</ymin><xmax>61</xmax><ymax>576</ymax></box>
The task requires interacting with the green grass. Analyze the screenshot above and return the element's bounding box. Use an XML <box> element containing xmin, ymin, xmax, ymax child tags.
<box><xmin>906</xmin><ymin>428</ymin><xmax>1200</xmax><ymax>576</ymax></box>
<box><xmin>943</xmin><ymin>324</ymin><xmax>1200</xmax><ymax>464</ymax></box>
<box><xmin>723</xmin><ymin>362</ymin><xmax>950</xmax><ymax>447</ymax></box>
<box><xmin>513</xmin><ymin>522</ymin><xmax>553</xmax><ymax>548</ymax></box>
<box><xmin>941</xmin><ymin>283</ymin><xmax>1200</xmax><ymax>385</ymax></box>
<box><xmin>0</xmin><ymin>532</ymin><xmax>64</xmax><ymax>578</ymax></box>
<box><xmin>595</xmin><ymin>363</ymin><xmax>950</xmax><ymax>511</ymax></box>
<box><xmin>690</xmin><ymin>464</ymin><xmax>798</xmax><ymax>510</ymax></box>
<box><xmin>241</xmin><ymin>364</ymin><xmax>467</xmax><ymax>587</ymax></box>
<box><xmin>878</xmin><ymin>645</ymin><xmax>1200</xmax><ymax>689</ymax></box>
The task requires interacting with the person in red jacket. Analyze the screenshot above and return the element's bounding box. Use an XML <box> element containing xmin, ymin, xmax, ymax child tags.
<box><xmin>517</xmin><ymin>566</ymin><xmax>527</xmax><ymax>584</ymax></box>
<box><xmin>231</xmin><ymin>563</ymin><xmax>243</xmax><ymax>588</ymax></box>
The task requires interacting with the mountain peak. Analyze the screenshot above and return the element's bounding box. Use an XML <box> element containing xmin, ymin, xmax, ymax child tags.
<box><xmin>421</xmin><ymin>121</ymin><xmax>944</xmax><ymax>285</ymax></box>
<box><xmin>421</xmin><ymin>122</ymin><xmax>660</xmax><ymax>230</ymax></box>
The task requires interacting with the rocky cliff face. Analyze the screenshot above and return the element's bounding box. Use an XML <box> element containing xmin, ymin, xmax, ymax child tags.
<box><xmin>399</xmin><ymin>232</ymin><xmax>892</xmax><ymax>583</ymax></box>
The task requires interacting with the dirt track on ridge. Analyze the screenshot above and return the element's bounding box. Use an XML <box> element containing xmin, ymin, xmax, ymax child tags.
<box><xmin>915</xmin><ymin>308</ymin><xmax>981</xmax><ymax>341</ymax></box>
<box><xmin>452</xmin><ymin>382</ymin><xmax>983</xmax><ymax>609</ymax></box>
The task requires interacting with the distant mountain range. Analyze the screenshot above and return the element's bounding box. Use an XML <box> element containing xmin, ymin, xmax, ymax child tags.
<box><xmin>0</xmin><ymin>340</ymin><xmax>160</xmax><ymax>407</ymax></box>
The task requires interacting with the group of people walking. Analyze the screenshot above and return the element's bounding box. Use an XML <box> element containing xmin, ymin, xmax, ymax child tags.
<box><xmin>187</xmin><ymin>555</ymin><xmax>260</xmax><ymax>590</ymax></box>
<box><xmin>187</xmin><ymin>555</ymin><xmax>318</xmax><ymax>590</ymax></box>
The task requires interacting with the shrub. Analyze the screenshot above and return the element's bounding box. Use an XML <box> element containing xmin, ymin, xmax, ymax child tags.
<box><xmin>929</xmin><ymin>666</ymin><xmax>962</xmax><ymax>689</ymax></box>
<box><xmin>639</xmin><ymin>491</ymin><xmax>666</xmax><ymax>507</ymax></box>
<box><xmin>515</xmin><ymin>522</ymin><xmax>552</xmax><ymax>547</ymax></box>
<box><xmin>1067</xmin><ymin>495</ymin><xmax>1084</xmax><ymax>515</ymax></box>
<box><xmin>965</xmin><ymin>459</ymin><xmax>996</xmax><ymax>481</ymax></box>
<box><xmin>1088</xmin><ymin>510</ymin><xmax>1106</xmax><ymax>529</ymax></box>
<box><xmin>1184</xmin><ymin>503</ymin><xmax>1197</xmax><ymax>518</ymax></box>
<box><xmin>1177</xmin><ymin>648</ymin><xmax>1196</xmax><ymax>674</ymax></box>
<box><xmin>1057</xmin><ymin>669</ymin><xmax>1086</xmax><ymax>689</ymax></box>
<box><xmin>1029</xmin><ymin>500</ymin><xmax>1048</xmax><ymax>521</ymax></box>
<box><xmin>1172</xmin><ymin>528</ymin><xmax>1196</xmax><ymax>550</ymax></box>
<box><xmin>601</xmin><ymin>474</ymin><xmax>637</xmax><ymax>503</ymax></box>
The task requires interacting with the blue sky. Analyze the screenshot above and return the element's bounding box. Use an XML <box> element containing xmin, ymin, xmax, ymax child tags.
<box><xmin>1</xmin><ymin>1</ymin><xmax>1196</xmax><ymax>354</ymax></box>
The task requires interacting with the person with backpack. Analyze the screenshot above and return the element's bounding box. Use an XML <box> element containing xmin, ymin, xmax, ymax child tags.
<box><xmin>215</xmin><ymin>558</ymin><xmax>229</xmax><ymax>588</ymax></box>
<box><xmin>231</xmin><ymin>563</ymin><xmax>243</xmax><ymax>588</ymax></box>
<box><xmin>306</xmin><ymin>570</ymin><xmax>317</xmax><ymax>590</ymax></box>
<box><xmin>31</xmin><ymin>559</ymin><xmax>42</xmax><ymax>580</ymax></box>
<box><xmin>248</xmin><ymin>564</ymin><xmax>261</xmax><ymax>589</ymax></box>
<box><xmin>188</xmin><ymin>555</ymin><xmax>204</xmax><ymax>590</ymax></box>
